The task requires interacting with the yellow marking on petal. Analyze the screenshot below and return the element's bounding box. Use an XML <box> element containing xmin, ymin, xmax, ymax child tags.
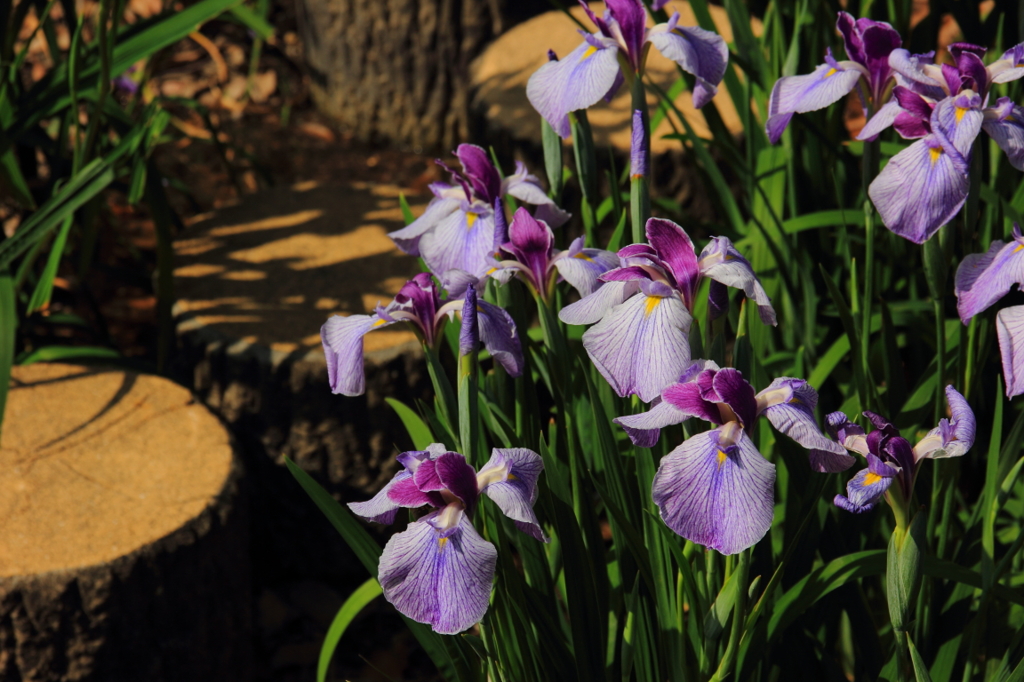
<box><xmin>863</xmin><ymin>472</ymin><xmax>882</xmax><ymax>486</ymax></box>
<box><xmin>372</xmin><ymin>318</ymin><xmax>387</xmax><ymax>327</ymax></box>
<box><xmin>644</xmin><ymin>296</ymin><xmax>661</xmax><ymax>317</ymax></box>
<box><xmin>716</xmin><ymin>450</ymin><xmax>728</xmax><ymax>467</ymax></box>
<box><xmin>438</xmin><ymin>537</ymin><xmax>449</xmax><ymax>550</ymax></box>
<box><xmin>1015</xmin><ymin>244</ymin><xmax>1024</xmax><ymax>253</ymax></box>
<box><xmin>1008</xmin><ymin>115</ymin><xmax>1017</xmax><ymax>122</ymax></box>
<box><xmin>824</xmin><ymin>68</ymin><xmax>837</xmax><ymax>78</ymax></box>
<box><xmin>955</xmin><ymin>106</ymin><xmax>968</xmax><ymax>123</ymax></box>
<box><xmin>581</xmin><ymin>45</ymin><xmax>598</xmax><ymax>61</ymax></box>
<box><xmin>508</xmin><ymin>473</ymin><xmax>518</xmax><ymax>481</ymax></box>
<box><xmin>466</xmin><ymin>213</ymin><xmax>478</xmax><ymax>229</ymax></box>
<box><xmin>573</xmin><ymin>252</ymin><xmax>594</xmax><ymax>262</ymax></box>
<box><xmin>485</xmin><ymin>267</ymin><xmax>498</xmax><ymax>276</ymax></box>
<box><xmin>929</xmin><ymin>147</ymin><xmax>942</xmax><ymax>166</ymax></box>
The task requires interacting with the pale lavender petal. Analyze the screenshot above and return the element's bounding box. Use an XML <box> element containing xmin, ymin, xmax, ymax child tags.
<box><xmin>389</xmin><ymin>198</ymin><xmax>462</xmax><ymax>256</ymax></box>
<box><xmin>868</xmin><ymin>135</ymin><xmax>968</xmax><ymax>244</ymax></box>
<box><xmin>857</xmin><ymin>99</ymin><xmax>902</xmax><ymax>140</ymax></box>
<box><xmin>560</xmin><ymin>36</ymin><xmax>624</xmax><ymax>113</ymax></box>
<box><xmin>955</xmin><ymin>238</ymin><xmax>1023</xmax><ymax>322</ymax></box>
<box><xmin>378</xmin><ymin>513</ymin><xmax>497</xmax><ymax>635</ymax></box>
<box><xmin>502</xmin><ymin>161</ymin><xmax>555</xmax><ymax>207</ymax></box>
<box><xmin>420</xmin><ymin>204</ymin><xmax>496</xmax><ymax>278</ymax></box>
<box><xmin>553</xmin><ymin>242</ymin><xmax>620</xmax><ymax>297</ymax></box>
<box><xmin>983</xmin><ymin>98</ymin><xmax>1024</xmax><ymax>171</ymax></box>
<box><xmin>765</xmin><ymin>61</ymin><xmax>863</xmax><ymax>143</ymax></box>
<box><xmin>833</xmin><ymin>453</ymin><xmax>897</xmax><ymax>513</ymax></box>
<box><xmin>526</xmin><ymin>55</ymin><xmax>573</xmax><ymax>138</ymax></box>
<box><xmin>931</xmin><ymin>93</ymin><xmax>983</xmax><ymax>156</ymax></box>
<box><xmin>698</xmin><ymin>237</ymin><xmax>777</xmax><ymax>324</ymax></box>
<box><xmin>443</xmin><ymin>268</ymin><xmax>481</xmax><ymax>299</ymax></box>
<box><xmin>534</xmin><ymin>203</ymin><xmax>572</xmax><ymax>228</ymax></box>
<box><xmin>478</xmin><ymin>300</ymin><xmax>524</xmax><ymax>377</ymax></box>
<box><xmin>652</xmin><ymin>429</ymin><xmax>775</xmax><ymax>555</ymax></box>
<box><xmin>559</xmin><ymin>280</ymin><xmax>641</xmax><ymax>325</ymax></box>
<box><xmin>321</xmin><ymin>314</ymin><xmax>395</xmax><ymax>396</ymax></box>
<box><xmin>478</xmin><ymin>448</ymin><xmax>547</xmax><ymax>542</ymax></box>
<box><xmin>613</xmin><ymin>398</ymin><xmax>693</xmax><ymax>447</ymax></box>
<box><xmin>889</xmin><ymin>48</ymin><xmax>944</xmax><ymax>89</ymax></box>
<box><xmin>582</xmin><ymin>290</ymin><xmax>692</xmax><ymax>401</ymax></box>
<box><xmin>647</xmin><ymin>21</ymin><xmax>729</xmax><ymax>109</ymax></box>
<box><xmin>991</xmin><ymin>44</ymin><xmax>1024</xmax><ymax>84</ymax></box>
<box><xmin>348</xmin><ymin>470</ymin><xmax>412</xmax><ymax>524</ymax></box>
<box><xmin>998</xmin><ymin>306</ymin><xmax>1024</xmax><ymax>398</ymax></box>
<box><xmin>757</xmin><ymin>378</ymin><xmax>855</xmax><ymax>473</ymax></box>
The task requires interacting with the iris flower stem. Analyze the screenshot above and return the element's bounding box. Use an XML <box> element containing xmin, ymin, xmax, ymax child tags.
<box><xmin>630</xmin><ymin>75</ymin><xmax>651</xmax><ymax>245</ymax></box>
<box><xmin>425</xmin><ymin>346</ymin><xmax>459</xmax><ymax>448</ymax></box>
<box><xmin>710</xmin><ymin>549</ymin><xmax>749</xmax><ymax>682</ymax></box>
<box><xmin>458</xmin><ymin>352</ymin><xmax>479</xmax><ymax>466</ymax></box>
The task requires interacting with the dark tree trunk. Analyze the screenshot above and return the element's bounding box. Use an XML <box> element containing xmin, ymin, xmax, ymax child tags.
<box><xmin>298</xmin><ymin>0</ymin><xmax>504</xmax><ymax>151</ymax></box>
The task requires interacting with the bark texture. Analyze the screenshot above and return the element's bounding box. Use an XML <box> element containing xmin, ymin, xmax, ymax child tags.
<box><xmin>298</xmin><ymin>0</ymin><xmax>504</xmax><ymax>151</ymax></box>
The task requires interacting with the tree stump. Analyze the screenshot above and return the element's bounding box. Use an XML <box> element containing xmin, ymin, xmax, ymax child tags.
<box><xmin>0</xmin><ymin>363</ymin><xmax>250</xmax><ymax>682</ymax></box>
<box><xmin>172</xmin><ymin>181</ymin><xmax>430</xmax><ymax>583</ymax></box>
<box><xmin>297</xmin><ymin>0</ymin><xmax>504</xmax><ymax>151</ymax></box>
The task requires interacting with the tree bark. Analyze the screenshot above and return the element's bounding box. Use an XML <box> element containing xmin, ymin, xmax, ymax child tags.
<box><xmin>298</xmin><ymin>0</ymin><xmax>504</xmax><ymax>151</ymax></box>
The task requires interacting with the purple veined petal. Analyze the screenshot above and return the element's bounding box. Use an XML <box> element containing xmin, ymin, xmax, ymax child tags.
<box><xmin>711</xmin><ymin>368</ymin><xmax>757</xmax><ymax>428</ymax></box>
<box><xmin>756</xmin><ymin>378</ymin><xmax>855</xmax><ymax>473</ymax></box>
<box><xmin>477</xmin><ymin>300</ymin><xmax>524</xmax><ymax>377</ymax></box>
<box><xmin>600</xmin><ymin>265</ymin><xmax>657</xmax><ymax>282</ymax></box>
<box><xmin>998</xmin><ymin>305</ymin><xmax>1024</xmax><ymax>398</ymax></box>
<box><xmin>321</xmin><ymin>314</ymin><xmax>396</xmax><ymax>396</ymax></box>
<box><xmin>914</xmin><ymin>385</ymin><xmax>976</xmax><ymax>460</ymax></box>
<box><xmin>868</xmin><ymin>134</ymin><xmax>968</xmax><ymax>244</ymax></box>
<box><xmin>534</xmin><ymin>203</ymin><xmax>572</xmax><ymax>228</ymax></box>
<box><xmin>857</xmin><ymin>99</ymin><xmax>903</xmax><ymax>141</ymax></box>
<box><xmin>378</xmin><ymin>512</ymin><xmax>497</xmax><ymax>635</ymax></box>
<box><xmin>836</xmin><ymin>12</ymin><xmax>867</xmax><ymax>65</ymax></box>
<box><xmin>504</xmin><ymin>207</ymin><xmax>554</xmax><ymax>284</ymax></box>
<box><xmin>825</xmin><ymin>411</ymin><xmax>870</xmax><ymax>456</ymax></box>
<box><xmin>389</xmin><ymin>197</ymin><xmax>462</xmax><ymax>256</ymax></box>
<box><xmin>646</xmin><ymin>21</ymin><xmax>728</xmax><ymax>109</ymax></box>
<box><xmin>477</xmin><ymin>448</ymin><xmax>548</xmax><ymax>542</ymax></box>
<box><xmin>420</xmin><ymin>203</ymin><xmax>496</xmax><ymax>279</ymax></box>
<box><xmin>931</xmin><ymin>93</ymin><xmax>984</xmax><ymax>157</ymax></box>
<box><xmin>698</xmin><ymin>237</ymin><xmax>777</xmax><ymax>325</ymax></box>
<box><xmin>559</xmin><ymin>279</ymin><xmax>641</xmax><ymax>325</ymax></box>
<box><xmin>502</xmin><ymin>162</ymin><xmax>566</xmax><ymax>225</ymax></box>
<box><xmin>613</xmin><ymin>398</ymin><xmax>694</xmax><ymax>447</ymax></box>
<box><xmin>388</xmin><ymin>475</ymin><xmax>445</xmax><ymax>508</ymax></box>
<box><xmin>833</xmin><ymin>453</ymin><xmax>897</xmax><ymax>513</ymax></box>
<box><xmin>443</xmin><ymin>268</ymin><xmax>481</xmax><ymax>300</ymax></box>
<box><xmin>560</xmin><ymin>35</ymin><xmax>625</xmax><ymax>113</ymax></box>
<box><xmin>435</xmin><ymin>451</ymin><xmax>481</xmax><ymax>508</ymax></box>
<box><xmin>983</xmin><ymin>98</ymin><xmax>1024</xmax><ymax>171</ymax></box>
<box><xmin>661</xmin><ymin>376</ymin><xmax>723</xmax><ymax>425</ymax></box>
<box><xmin>652</xmin><ymin>428</ymin><xmax>775</xmax><ymax>555</ymax></box>
<box><xmin>617</xmin><ymin>363</ymin><xmax>724</xmax><ymax>446</ymax></box>
<box><xmin>645</xmin><ymin>217</ymin><xmax>700</xmax><ymax>306</ymax></box>
<box><xmin>764</xmin><ymin>60</ymin><xmax>863</xmax><ymax>144</ymax></box>
<box><xmin>889</xmin><ymin>48</ymin><xmax>944</xmax><ymax>90</ymax></box>
<box><xmin>606</xmin><ymin>0</ymin><xmax>646</xmax><ymax>66</ymax></box>
<box><xmin>990</xmin><ymin>43</ymin><xmax>1024</xmax><ymax>84</ymax></box>
<box><xmin>955</xmin><ymin>237</ymin><xmax>1024</xmax><ymax>322</ymax></box>
<box><xmin>526</xmin><ymin>54</ymin><xmax>573</xmax><ymax>138</ymax></box>
<box><xmin>618</xmin><ymin>243</ymin><xmax>658</xmax><ymax>259</ymax></box>
<box><xmin>455</xmin><ymin>144</ymin><xmax>501</xmax><ymax>205</ymax></box>
<box><xmin>582</xmin><ymin>289</ymin><xmax>692</xmax><ymax>402</ymax></box>
<box><xmin>349</xmin><ymin>469</ymin><xmax>413</xmax><ymax>524</ymax></box>
<box><xmin>393</xmin><ymin>273</ymin><xmax>442</xmax><ymax>332</ymax></box>
<box><xmin>459</xmin><ymin>286</ymin><xmax>480</xmax><ymax>356</ymax></box>
<box><xmin>859</xmin><ymin>24</ymin><xmax>902</xmax><ymax>90</ymax></box>
<box><xmin>553</xmin><ymin>242</ymin><xmax>620</xmax><ymax>298</ymax></box>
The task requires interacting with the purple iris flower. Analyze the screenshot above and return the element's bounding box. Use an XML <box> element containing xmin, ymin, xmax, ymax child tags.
<box><xmin>558</xmin><ymin>217</ymin><xmax>776</xmax><ymax>402</ymax></box>
<box><xmin>643</xmin><ymin>366</ymin><xmax>849</xmax><ymax>555</ymax></box>
<box><xmin>487</xmin><ymin>207</ymin><xmax>619</xmax><ymax>302</ymax></box>
<box><xmin>831</xmin><ymin>386</ymin><xmax>975</xmax><ymax>513</ymax></box>
<box><xmin>526</xmin><ymin>0</ymin><xmax>728</xmax><ymax>138</ymax></box>
<box><xmin>766</xmin><ymin>12</ymin><xmax>904</xmax><ymax>144</ymax></box>
<box><xmin>320</xmin><ymin>272</ymin><xmax>523</xmax><ymax>396</ymax></box>
<box><xmin>955</xmin><ymin>224</ymin><xmax>1024</xmax><ymax>397</ymax></box>
<box><xmin>349</xmin><ymin>443</ymin><xmax>547</xmax><ymax>635</ymax></box>
<box><xmin>389</xmin><ymin>144</ymin><xmax>569</xmax><ymax>279</ymax></box>
<box><xmin>867</xmin><ymin>41</ymin><xmax>1024</xmax><ymax>243</ymax></box>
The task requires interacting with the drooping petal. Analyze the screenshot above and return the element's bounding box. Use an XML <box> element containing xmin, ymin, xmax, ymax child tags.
<box><xmin>931</xmin><ymin>93</ymin><xmax>983</xmax><ymax>156</ymax></box>
<box><xmin>502</xmin><ymin>162</ymin><xmax>571</xmax><ymax>228</ymax></box>
<box><xmin>955</xmin><ymin>238</ymin><xmax>1024</xmax><ymax>322</ymax></box>
<box><xmin>646</xmin><ymin>21</ymin><xmax>728</xmax><ymax>109</ymax></box>
<box><xmin>348</xmin><ymin>470</ymin><xmax>412</xmax><ymax>524</ymax></box>
<box><xmin>825</xmin><ymin>411</ymin><xmax>870</xmax><ymax>456</ymax></box>
<box><xmin>764</xmin><ymin>59</ymin><xmax>863</xmax><ymax>143</ymax></box>
<box><xmin>833</xmin><ymin>453</ymin><xmax>897</xmax><ymax>513</ymax></box>
<box><xmin>553</xmin><ymin>36</ymin><xmax>624</xmax><ymax>113</ymax></box>
<box><xmin>378</xmin><ymin>512</ymin><xmax>497</xmax><ymax>635</ymax></box>
<box><xmin>888</xmin><ymin>48</ymin><xmax>944</xmax><ymax>90</ymax></box>
<box><xmin>526</xmin><ymin>53</ymin><xmax>573</xmax><ymax>138</ymax></box>
<box><xmin>998</xmin><ymin>305</ymin><xmax>1024</xmax><ymax>398</ymax></box>
<box><xmin>553</xmin><ymin>238</ymin><xmax>620</xmax><ymax>297</ymax></box>
<box><xmin>456</xmin><ymin>144</ymin><xmax>501</xmax><ymax>205</ymax></box>
<box><xmin>756</xmin><ymin>378</ymin><xmax>856</xmax><ymax>472</ymax></box>
<box><xmin>652</xmin><ymin>429</ymin><xmax>776</xmax><ymax>555</ymax></box>
<box><xmin>857</xmin><ymin>99</ymin><xmax>903</xmax><ymax>140</ymax></box>
<box><xmin>478</xmin><ymin>300</ymin><xmax>525</xmax><ymax>377</ymax></box>
<box><xmin>389</xmin><ymin>198</ymin><xmax>463</xmax><ymax>256</ymax></box>
<box><xmin>990</xmin><ymin>43</ymin><xmax>1024</xmax><ymax>84</ymax></box>
<box><xmin>645</xmin><ymin>217</ymin><xmax>700</xmax><ymax>306</ymax></box>
<box><xmin>868</xmin><ymin>134</ymin><xmax>969</xmax><ymax>244</ymax></box>
<box><xmin>698</xmin><ymin>237</ymin><xmax>777</xmax><ymax>324</ymax></box>
<box><xmin>321</xmin><ymin>314</ymin><xmax>396</xmax><ymax>396</ymax></box>
<box><xmin>913</xmin><ymin>385</ymin><xmax>976</xmax><ymax>460</ymax></box>
<box><xmin>478</xmin><ymin>448</ymin><xmax>547</xmax><ymax>542</ymax></box>
<box><xmin>582</xmin><ymin>287</ymin><xmax>692</xmax><ymax>402</ymax></box>
<box><xmin>559</xmin><ymin>279</ymin><xmax>641</xmax><ymax>325</ymax></box>
<box><xmin>982</xmin><ymin>98</ymin><xmax>1024</xmax><ymax>171</ymax></box>
<box><xmin>615</xmin><ymin>393</ymin><xmax>709</xmax><ymax>447</ymax></box>
<box><xmin>420</xmin><ymin>203</ymin><xmax>496</xmax><ymax>278</ymax></box>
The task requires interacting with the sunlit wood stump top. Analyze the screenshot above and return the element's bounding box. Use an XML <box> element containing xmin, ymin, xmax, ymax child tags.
<box><xmin>471</xmin><ymin>1</ymin><xmax>758</xmax><ymax>153</ymax></box>
<box><xmin>172</xmin><ymin>181</ymin><xmax>430</xmax><ymax>581</ymax></box>
<box><xmin>0</xmin><ymin>363</ymin><xmax>250</xmax><ymax>681</ymax></box>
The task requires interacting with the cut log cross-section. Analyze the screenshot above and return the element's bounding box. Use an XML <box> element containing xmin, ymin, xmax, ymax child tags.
<box><xmin>0</xmin><ymin>363</ymin><xmax>251</xmax><ymax>682</ymax></box>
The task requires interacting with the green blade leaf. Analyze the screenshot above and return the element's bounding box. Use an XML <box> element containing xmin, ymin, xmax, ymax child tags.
<box><xmin>17</xmin><ymin>345</ymin><xmax>120</xmax><ymax>365</ymax></box>
<box><xmin>317</xmin><ymin>577</ymin><xmax>382</xmax><ymax>682</ymax></box>
<box><xmin>385</xmin><ymin>397</ymin><xmax>435</xmax><ymax>450</ymax></box>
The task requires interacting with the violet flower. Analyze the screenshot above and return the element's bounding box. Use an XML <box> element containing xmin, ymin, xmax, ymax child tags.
<box><xmin>320</xmin><ymin>272</ymin><xmax>523</xmax><ymax>396</ymax></box>
<box><xmin>558</xmin><ymin>217</ymin><xmax>776</xmax><ymax>402</ymax></box>
<box><xmin>389</xmin><ymin>144</ymin><xmax>568</xmax><ymax>279</ymax></box>
<box><xmin>831</xmin><ymin>386</ymin><xmax>975</xmax><ymax>513</ymax></box>
<box><xmin>349</xmin><ymin>444</ymin><xmax>547</xmax><ymax>635</ymax></box>
<box><xmin>766</xmin><ymin>12</ymin><xmax>904</xmax><ymax>144</ymax></box>
<box><xmin>867</xmin><ymin>42</ymin><xmax>1024</xmax><ymax>243</ymax></box>
<box><xmin>646</xmin><ymin>366</ymin><xmax>849</xmax><ymax>555</ymax></box>
<box><xmin>526</xmin><ymin>0</ymin><xmax>728</xmax><ymax>138</ymax></box>
<box><xmin>955</xmin><ymin>224</ymin><xmax>1024</xmax><ymax>397</ymax></box>
<box><xmin>487</xmin><ymin>207</ymin><xmax>619</xmax><ymax>302</ymax></box>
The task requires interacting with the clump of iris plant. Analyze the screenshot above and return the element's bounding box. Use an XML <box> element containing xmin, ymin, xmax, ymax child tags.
<box><xmin>349</xmin><ymin>443</ymin><xmax>547</xmax><ymax>635</ymax></box>
<box><xmin>559</xmin><ymin>217</ymin><xmax>775</xmax><ymax>402</ymax></box>
<box><xmin>867</xmin><ymin>41</ymin><xmax>1024</xmax><ymax>243</ymax></box>
<box><xmin>389</xmin><ymin>144</ymin><xmax>568</xmax><ymax>279</ymax></box>
<box><xmin>955</xmin><ymin>223</ymin><xmax>1024</xmax><ymax>397</ymax></box>
<box><xmin>619</xmin><ymin>362</ymin><xmax>850</xmax><ymax>555</ymax></box>
<box><xmin>320</xmin><ymin>273</ymin><xmax>522</xmax><ymax>396</ymax></box>
<box><xmin>526</xmin><ymin>0</ymin><xmax>727</xmax><ymax>138</ymax></box>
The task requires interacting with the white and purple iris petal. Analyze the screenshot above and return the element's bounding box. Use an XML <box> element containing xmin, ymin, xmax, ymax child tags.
<box><xmin>477</xmin><ymin>447</ymin><xmax>549</xmax><ymax>542</ymax></box>
<box><xmin>755</xmin><ymin>378</ymin><xmax>855</xmax><ymax>472</ymax></box>
<box><xmin>646</xmin><ymin>16</ymin><xmax>729</xmax><ymax>109</ymax></box>
<box><xmin>833</xmin><ymin>453</ymin><xmax>898</xmax><ymax>513</ymax></box>
<box><xmin>613</xmin><ymin>360</ymin><xmax>721</xmax><ymax>447</ymax></box>
<box><xmin>955</xmin><ymin>225</ymin><xmax>1024</xmax><ymax>323</ymax></box>
<box><xmin>983</xmin><ymin>98</ymin><xmax>1024</xmax><ymax>172</ymax></box>
<box><xmin>998</xmin><ymin>306</ymin><xmax>1024</xmax><ymax>397</ymax></box>
<box><xmin>913</xmin><ymin>385</ymin><xmax>977</xmax><ymax>460</ymax></box>
<box><xmin>698</xmin><ymin>237</ymin><xmax>777</xmax><ymax>325</ymax></box>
